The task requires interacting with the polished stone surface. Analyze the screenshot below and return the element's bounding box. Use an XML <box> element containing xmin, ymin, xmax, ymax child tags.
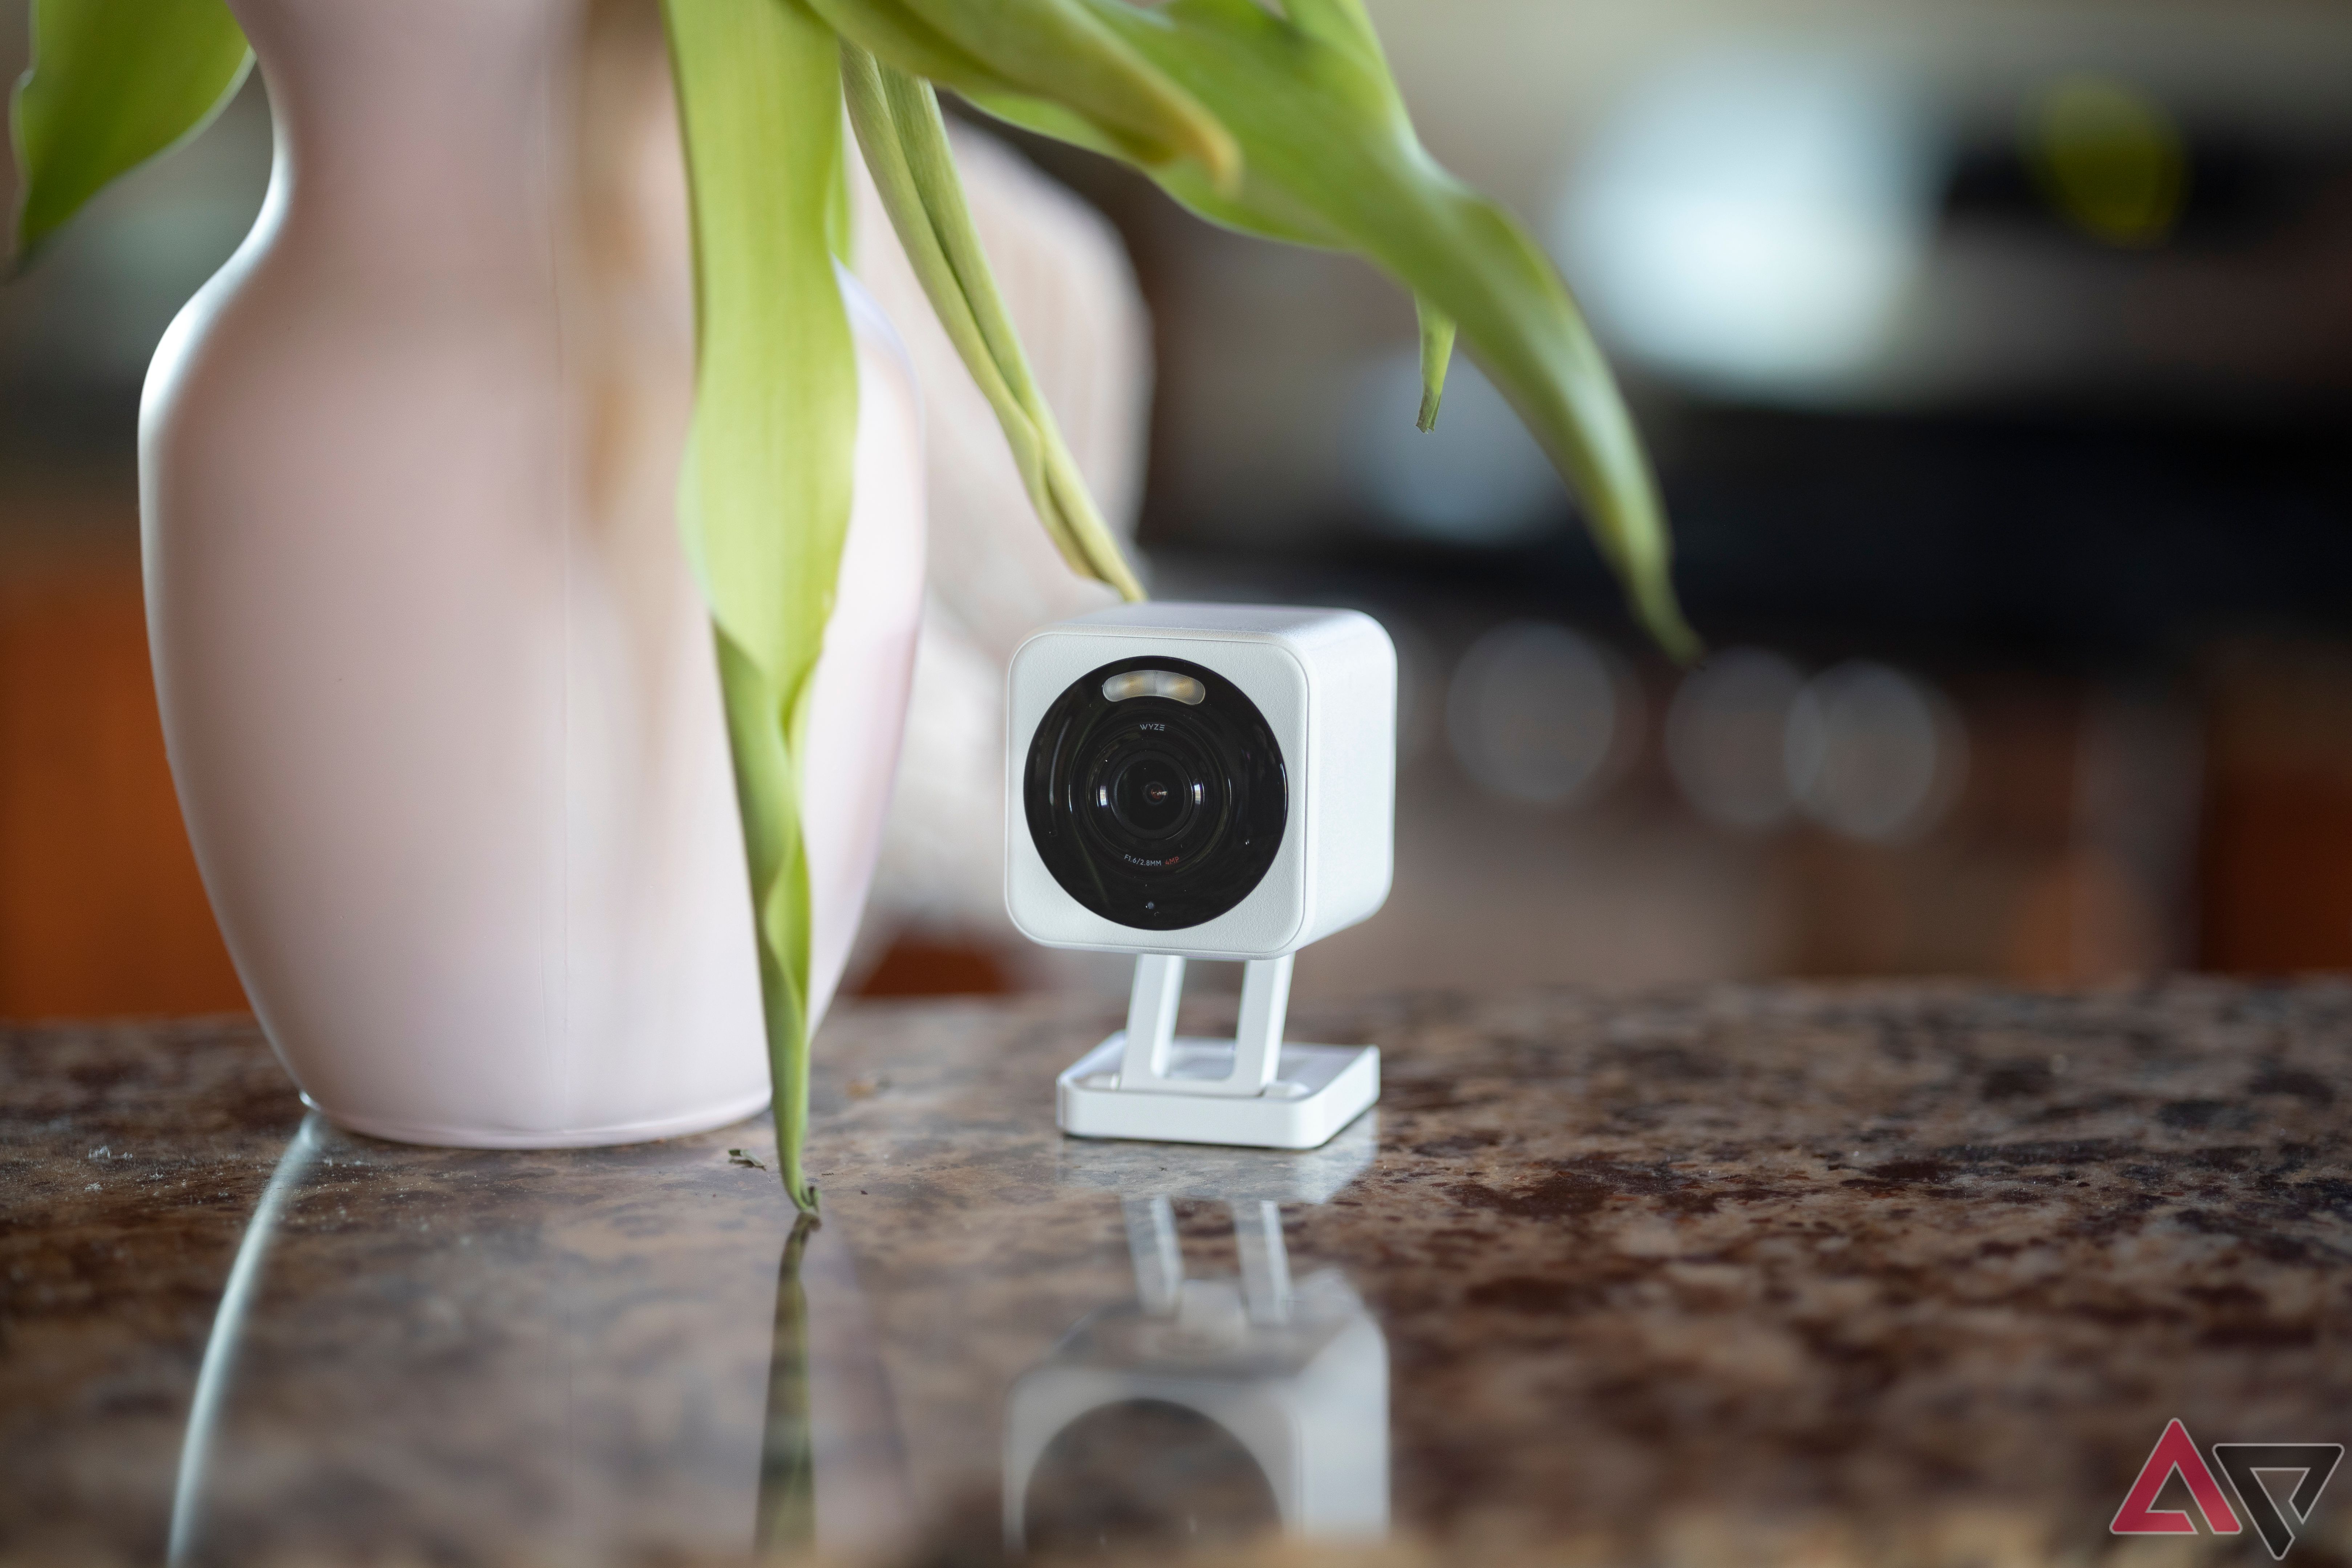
<box><xmin>3</xmin><ymin>981</ymin><xmax>2350</xmax><ymax>1566</ymax></box>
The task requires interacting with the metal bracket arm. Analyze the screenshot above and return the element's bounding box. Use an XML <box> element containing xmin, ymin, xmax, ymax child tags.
<box><xmin>1116</xmin><ymin>953</ymin><xmax>1294</xmax><ymax>1097</ymax></box>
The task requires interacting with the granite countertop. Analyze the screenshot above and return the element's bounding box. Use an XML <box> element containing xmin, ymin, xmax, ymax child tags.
<box><xmin>3</xmin><ymin>981</ymin><xmax>2348</xmax><ymax>1567</ymax></box>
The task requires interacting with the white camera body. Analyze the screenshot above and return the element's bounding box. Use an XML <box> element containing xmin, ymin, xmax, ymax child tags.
<box><xmin>1004</xmin><ymin>603</ymin><xmax>1396</xmax><ymax>960</ymax></box>
<box><xmin>1005</xmin><ymin>603</ymin><xmax>1395</xmax><ymax>1151</ymax></box>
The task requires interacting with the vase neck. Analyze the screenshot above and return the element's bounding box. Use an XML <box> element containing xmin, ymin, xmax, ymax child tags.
<box><xmin>229</xmin><ymin>0</ymin><xmax>586</xmax><ymax>279</ymax></box>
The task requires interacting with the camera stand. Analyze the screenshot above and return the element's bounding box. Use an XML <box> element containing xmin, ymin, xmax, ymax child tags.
<box><xmin>1056</xmin><ymin>954</ymin><xmax>1380</xmax><ymax>1150</ymax></box>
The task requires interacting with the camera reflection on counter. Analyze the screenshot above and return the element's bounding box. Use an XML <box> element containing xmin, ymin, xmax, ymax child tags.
<box><xmin>1007</xmin><ymin>1196</ymin><xmax>1388</xmax><ymax>1557</ymax></box>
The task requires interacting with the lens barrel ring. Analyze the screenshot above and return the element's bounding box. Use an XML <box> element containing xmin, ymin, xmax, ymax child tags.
<box><xmin>1024</xmin><ymin>655</ymin><xmax>1287</xmax><ymax>931</ymax></box>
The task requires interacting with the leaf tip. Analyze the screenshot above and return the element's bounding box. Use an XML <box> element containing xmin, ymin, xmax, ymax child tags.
<box><xmin>1412</xmin><ymin>303</ymin><xmax>1454</xmax><ymax>435</ymax></box>
<box><xmin>1205</xmin><ymin>149</ymin><xmax>1244</xmax><ymax>199</ymax></box>
<box><xmin>1644</xmin><ymin>598</ymin><xmax>1705</xmax><ymax>667</ymax></box>
<box><xmin>7</xmin><ymin>215</ymin><xmax>58</xmax><ymax>281</ymax></box>
<box><xmin>8</xmin><ymin>189</ymin><xmax>53</xmax><ymax>281</ymax></box>
<box><xmin>1173</xmin><ymin>117</ymin><xmax>1243</xmax><ymax>197</ymax></box>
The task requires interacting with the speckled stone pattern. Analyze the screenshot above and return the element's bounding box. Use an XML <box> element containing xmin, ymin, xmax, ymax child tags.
<box><xmin>2</xmin><ymin>982</ymin><xmax>2348</xmax><ymax>1567</ymax></box>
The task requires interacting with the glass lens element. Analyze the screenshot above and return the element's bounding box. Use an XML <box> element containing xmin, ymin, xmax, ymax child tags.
<box><xmin>1105</xmin><ymin>753</ymin><xmax>1201</xmax><ymax>839</ymax></box>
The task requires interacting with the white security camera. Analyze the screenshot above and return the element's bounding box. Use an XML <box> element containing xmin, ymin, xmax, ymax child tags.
<box><xmin>1006</xmin><ymin>603</ymin><xmax>1396</xmax><ymax>1149</ymax></box>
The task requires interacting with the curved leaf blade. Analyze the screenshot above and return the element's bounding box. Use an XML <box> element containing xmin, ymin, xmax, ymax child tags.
<box><xmin>10</xmin><ymin>0</ymin><xmax>251</xmax><ymax>266</ymax></box>
<box><xmin>813</xmin><ymin>0</ymin><xmax>1235</xmax><ymax>187</ymax></box>
<box><xmin>662</xmin><ymin>0</ymin><xmax>859</xmax><ymax>1213</ymax></box>
<box><xmin>1415</xmin><ymin>296</ymin><xmax>1453</xmax><ymax>432</ymax></box>
<box><xmin>956</xmin><ymin>0</ymin><xmax>1699</xmax><ymax>659</ymax></box>
<box><xmin>809</xmin><ymin>0</ymin><xmax>1021</xmax><ymax>104</ymax></box>
<box><xmin>896</xmin><ymin>0</ymin><xmax>1236</xmax><ymax>184</ymax></box>
<box><xmin>841</xmin><ymin>42</ymin><xmax>1141</xmax><ymax>599</ymax></box>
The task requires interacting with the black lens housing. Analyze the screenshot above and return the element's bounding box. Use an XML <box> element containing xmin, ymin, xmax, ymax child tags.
<box><xmin>1024</xmin><ymin>656</ymin><xmax>1287</xmax><ymax>930</ymax></box>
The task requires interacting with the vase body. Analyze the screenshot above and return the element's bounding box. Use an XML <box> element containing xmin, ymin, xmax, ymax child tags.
<box><xmin>140</xmin><ymin>0</ymin><xmax>924</xmax><ymax>1146</ymax></box>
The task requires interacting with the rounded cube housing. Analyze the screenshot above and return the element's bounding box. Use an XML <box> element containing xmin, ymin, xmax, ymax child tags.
<box><xmin>1006</xmin><ymin>604</ymin><xmax>1396</xmax><ymax>959</ymax></box>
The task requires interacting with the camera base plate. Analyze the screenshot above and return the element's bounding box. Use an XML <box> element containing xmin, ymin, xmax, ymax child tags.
<box><xmin>1056</xmin><ymin>1034</ymin><xmax>1380</xmax><ymax>1150</ymax></box>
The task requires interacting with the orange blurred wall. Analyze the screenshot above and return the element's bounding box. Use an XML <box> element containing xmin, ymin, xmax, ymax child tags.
<box><xmin>0</xmin><ymin>546</ymin><xmax>247</xmax><ymax>1019</ymax></box>
<box><xmin>2199</xmin><ymin>641</ymin><xmax>2352</xmax><ymax>974</ymax></box>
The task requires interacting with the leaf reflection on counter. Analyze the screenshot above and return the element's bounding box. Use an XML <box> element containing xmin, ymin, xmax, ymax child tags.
<box><xmin>758</xmin><ymin>1216</ymin><xmax>821</xmax><ymax>1556</ymax></box>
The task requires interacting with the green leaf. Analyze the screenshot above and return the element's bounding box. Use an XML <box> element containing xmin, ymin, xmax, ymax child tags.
<box><xmin>10</xmin><ymin>0</ymin><xmax>251</xmax><ymax>266</ymax></box>
<box><xmin>1414</xmin><ymin>297</ymin><xmax>1454</xmax><ymax>433</ymax></box>
<box><xmin>826</xmin><ymin>133</ymin><xmax>855</xmax><ymax>265</ymax></box>
<box><xmin>810</xmin><ymin>0</ymin><xmax>1236</xmax><ymax>187</ymax></box>
<box><xmin>661</xmin><ymin>0</ymin><xmax>859</xmax><ymax>1214</ymax></box>
<box><xmin>950</xmin><ymin>0</ymin><xmax>1699</xmax><ymax>659</ymax></box>
<box><xmin>839</xmin><ymin>42</ymin><xmax>1141</xmax><ymax>599</ymax></box>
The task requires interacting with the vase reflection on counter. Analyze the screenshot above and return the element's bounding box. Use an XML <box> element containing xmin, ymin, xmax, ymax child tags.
<box><xmin>140</xmin><ymin>0</ymin><xmax>925</xmax><ymax>1147</ymax></box>
<box><xmin>1006</xmin><ymin>1196</ymin><xmax>1391</xmax><ymax>1556</ymax></box>
<box><xmin>164</xmin><ymin>1118</ymin><xmax>912</xmax><ymax>1567</ymax></box>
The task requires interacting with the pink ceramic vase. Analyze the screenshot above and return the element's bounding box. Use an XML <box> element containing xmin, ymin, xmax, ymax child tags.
<box><xmin>139</xmin><ymin>0</ymin><xmax>924</xmax><ymax>1146</ymax></box>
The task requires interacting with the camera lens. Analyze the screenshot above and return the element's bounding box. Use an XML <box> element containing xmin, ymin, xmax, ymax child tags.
<box><xmin>1025</xmin><ymin>657</ymin><xmax>1287</xmax><ymax>930</ymax></box>
<box><xmin>1104</xmin><ymin>753</ymin><xmax>1200</xmax><ymax>839</ymax></box>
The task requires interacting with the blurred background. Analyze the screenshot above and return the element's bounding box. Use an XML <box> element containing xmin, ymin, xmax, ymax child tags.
<box><xmin>6</xmin><ymin>0</ymin><xmax>2352</xmax><ymax>1020</ymax></box>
